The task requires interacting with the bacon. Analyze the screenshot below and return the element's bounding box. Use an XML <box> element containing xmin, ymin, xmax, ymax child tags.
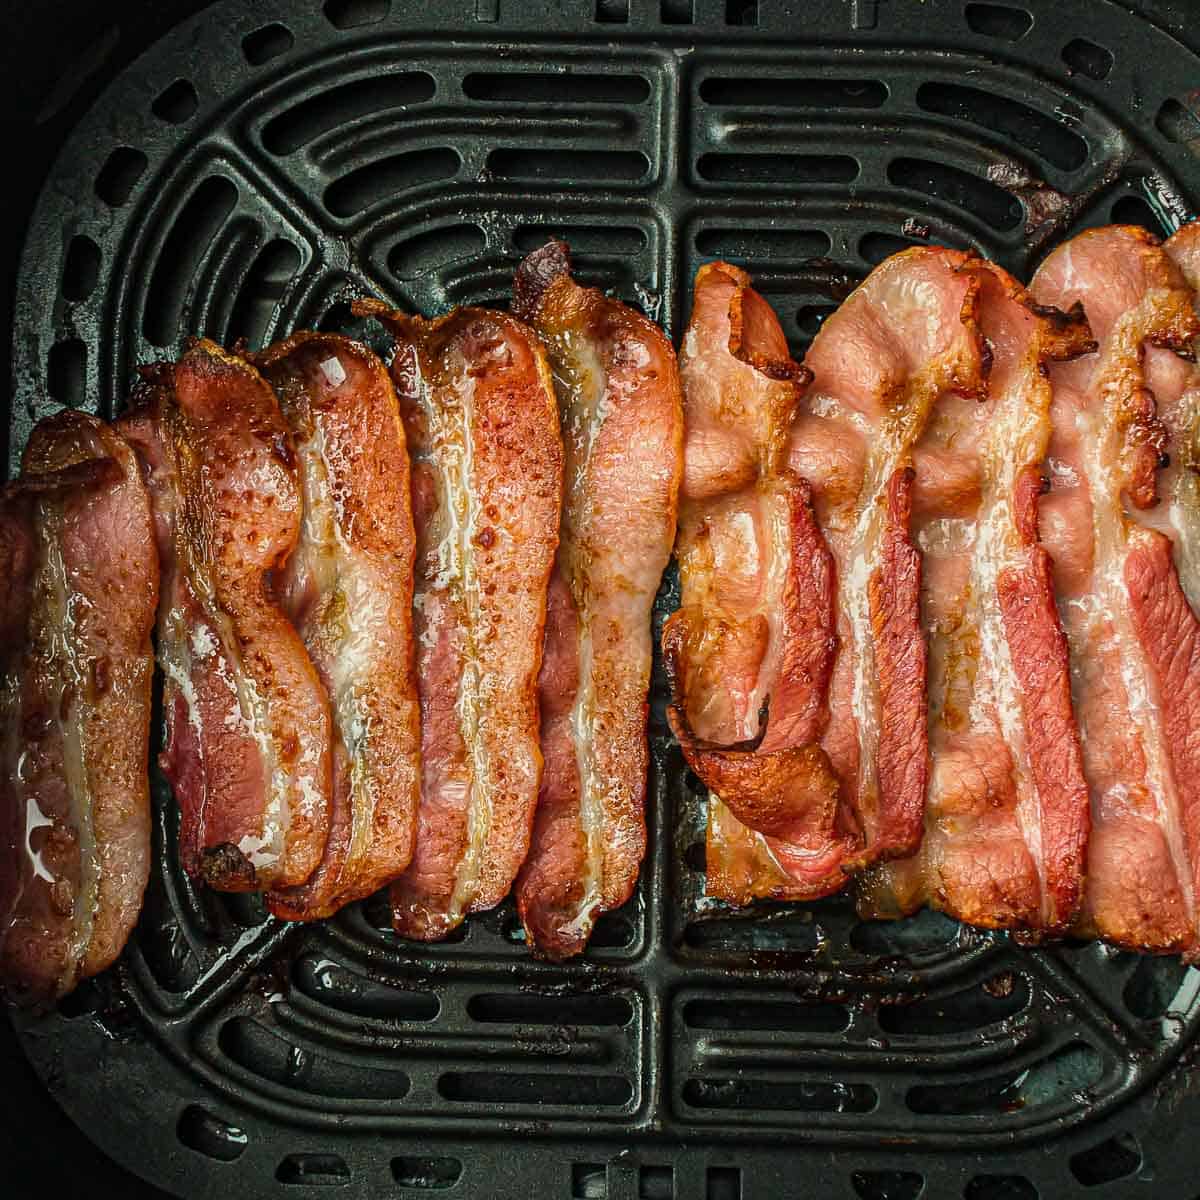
<box><xmin>663</xmin><ymin>261</ymin><xmax>854</xmax><ymax>904</ymax></box>
<box><xmin>1</xmin><ymin>412</ymin><xmax>157</xmax><ymax>1005</ymax></box>
<box><xmin>353</xmin><ymin>300</ymin><xmax>563</xmax><ymax>940</ymax></box>
<box><xmin>118</xmin><ymin>340</ymin><xmax>333</xmax><ymax>893</ymax></box>
<box><xmin>510</xmin><ymin>242</ymin><xmax>682</xmax><ymax>959</ymax></box>
<box><xmin>863</xmin><ymin>264</ymin><xmax>1094</xmax><ymax>933</ymax></box>
<box><xmin>1032</xmin><ymin>225</ymin><xmax>1200</xmax><ymax>953</ymax></box>
<box><xmin>247</xmin><ymin>334</ymin><xmax>421</xmax><ymax>921</ymax></box>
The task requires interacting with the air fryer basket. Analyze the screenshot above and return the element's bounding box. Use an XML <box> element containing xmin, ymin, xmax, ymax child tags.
<box><xmin>6</xmin><ymin>1</ymin><xmax>1200</xmax><ymax>1197</ymax></box>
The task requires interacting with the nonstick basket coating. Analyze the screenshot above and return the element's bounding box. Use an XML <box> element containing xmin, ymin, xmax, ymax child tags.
<box><xmin>7</xmin><ymin>2</ymin><xmax>1200</xmax><ymax>1197</ymax></box>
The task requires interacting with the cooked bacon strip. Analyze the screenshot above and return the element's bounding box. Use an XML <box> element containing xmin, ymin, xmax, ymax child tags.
<box><xmin>248</xmin><ymin>334</ymin><xmax>421</xmax><ymax>921</ymax></box>
<box><xmin>353</xmin><ymin>300</ymin><xmax>562</xmax><ymax>940</ymax></box>
<box><xmin>1</xmin><ymin>412</ymin><xmax>157</xmax><ymax>1005</ymax></box>
<box><xmin>509</xmin><ymin>241</ymin><xmax>682</xmax><ymax>959</ymax></box>
<box><xmin>663</xmin><ymin>261</ymin><xmax>854</xmax><ymax>904</ymax></box>
<box><xmin>862</xmin><ymin>264</ymin><xmax>1093</xmax><ymax>932</ymax></box>
<box><xmin>1032</xmin><ymin>226</ymin><xmax>1200</xmax><ymax>953</ymax></box>
<box><xmin>119</xmin><ymin>340</ymin><xmax>333</xmax><ymax>893</ymax></box>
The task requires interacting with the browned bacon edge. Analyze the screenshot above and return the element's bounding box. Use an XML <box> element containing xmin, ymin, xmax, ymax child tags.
<box><xmin>119</xmin><ymin>339</ymin><xmax>333</xmax><ymax>893</ymax></box>
<box><xmin>511</xmin><ymin>240</ymin><xmax>683</xmax><ymax>959</ymax></box>
<box><xmin>1</xmin><ymin>411</ymin><xmax>157</xmax><ymax>1005</ymax></box>
<box><xmin>352</xmin><ymin>299</ymin><xmax>562</xmax><ymax>940</ymax></box>
<box><xmin>249</xmin><ymin>333</ymin><xmax>422</xmax><ymax>921</ymax></box>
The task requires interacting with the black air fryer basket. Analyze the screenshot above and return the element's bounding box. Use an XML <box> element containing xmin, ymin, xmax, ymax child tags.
<box><xmin>5</xmin><ymin>1</ymin><xmax>1200</xmax><ymax>1197</ymax></box>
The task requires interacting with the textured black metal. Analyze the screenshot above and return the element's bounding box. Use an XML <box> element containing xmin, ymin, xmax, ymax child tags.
<box><xmin>7</xmin><ymin>1</ymin><xmax>1200</xmax><ymax>1198</ymax></box>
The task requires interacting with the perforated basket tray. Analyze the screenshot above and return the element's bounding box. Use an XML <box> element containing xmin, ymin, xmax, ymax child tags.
<box><xmin>7</xmin><ymin>1</ymin><xmax>1200</xmax><ymax>1197</ymax></box>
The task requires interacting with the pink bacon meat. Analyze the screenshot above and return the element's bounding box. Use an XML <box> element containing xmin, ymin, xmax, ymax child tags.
<box><xmin>119</xmin><ymin>340</ymin><xmax>333</xmax><ymax>893</ymax></box>
<box><xmin>354</xmin><ymin>301</ymin><xmax>563</xmax><ymax>940</ymax></box>
<box><xmin>1</xmin><ymin>412</ymin><xmax>157</xmax><ymax>1004</ymax></box>
<box><xmin>510</xmin><ymin>241</ymin><xmax>683</xmax><ymax>959</ymax></box>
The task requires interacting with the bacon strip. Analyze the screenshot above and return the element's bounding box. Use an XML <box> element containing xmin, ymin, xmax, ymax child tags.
<box><xmin>863</xmin><ymin>264</ymin><xmax>1094</xmax><ymax>933</ymax></box>
<box><xmin>663</xmin><ymin>262</ymin><xmax>853</xmax><ymax>905</ymax></box>
<box><xmin>248</xmin><ymin>334</ymin><xmax>421</xmax><ymax>921</ymax></box>
<box><xmin>1032</xmin><ymin>226</ymin><xmax>1200</xmax><ymax>953</ymax></box>
<box><xmin>353</xmin><ymin>300</ymin><xmax>563</xmax><ymax>940</ymax></box>
<box><xmin>119</xmin><ymin>340</ymin><xmax>333</xmax><ymax>893</ymax></box>
<box><xmin>510</xmin><ymin>242</ymin><xmax>682</xmax><ymax>959</ymax></box>
<box><xmin>1</xmin><ymin>412</ymin><xmax>157</xmax><ymax>1004</ymax></box>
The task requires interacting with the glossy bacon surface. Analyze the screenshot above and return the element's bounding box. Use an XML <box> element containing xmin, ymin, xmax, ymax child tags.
<box><xmin>1</xmin><ymin>412</ymin><xmax>157</xmax><ymax>1005</ymax></box>
<box><xmin>354</xmin><ymin>301</ymin><xmax>563</xmax><ymax>940</ymax></box>
<box><xmin>510</xmin><ymin>241</ymin><xmax>682</xmax><ymax>959</ymax></box>
<box><xmin>252</xmin><ymin>333</ymin><xmax>421</xmax><ymax>921</ymax></box>
<box><xmin>663</xmin><ymin>261</ymin><xmax>853</xmax><ymax>904</ymax></box>
<box><xmin>1032</xmin><ymin>226</ymin><xmax>1200</xmax><ymax>953</ymax></box>
<box><xmin>862</xmin><ymin>263</ymin><xmax>1094</xmax><ymax>933</ymax></box>
<box><xmin>119</xmin><ymin>340</ymin><xmax>333</xmax><ymax>893</ymax></box>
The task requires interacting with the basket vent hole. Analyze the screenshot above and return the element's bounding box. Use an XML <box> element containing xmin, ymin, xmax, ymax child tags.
<box><xmin>684</xmin><ymin>914</ymin><xmax>820</xmax><ymax>953</ymax></box>
<box><xmin>907</xmin><ymin>1041</ymin><xmax>1101</xmax><ymax>1116</ymax></box>
<box><xmin>695</xmin><ymin>228</ymin><xmax>832</xmax><ymax>260</ymax></box>
<box><xmin>390</xmin><ymin>1157</ymin><xmax>462</xmax><ymax>1190</ymax></box>
<box><xmin>591</xmin><ymin>911</ymin><xmax>636</xmax><ymax>948</ymax></box>
<box><xmin>699</xmin><ymin>76</ymin><xmax>887</xmax><ymax>109</ymax></box>
<box><xmin>661</xmin><ymin>0</ymin><xmax>694</xmax><ymax>23</ymax></box>
<box><xmin>276</xmin><ymin>1154</ymin><xmax>351</xmax><ymax>1186</ymax></box>
<box><xmin>684</xmin><ymin>841</ymin><xmax>707</xmax><ymax>872</ymax></box>
<box><xmin>914</xmin><ymin>82</ymin><xmax>1087</xmax><ymax>171</ymax></box>
<box><xmin>438</xmin><ymin>1071</ymin><xmax>633</xmax><ymax>1106</ymax></box>
<box><xmin>152</xmin><ymin>79</ymin><xmax>198</xmax><ymax>124</ymax></box>
<box><xmin>964</xmin><ymin>1177</ymin><xmax>1037</xmax><ymax>1200</ymax></box>
<box><xmin>797</xmin><ymin>303</ymin><xmax>837</xmax><ymax>337</ymax></box>
<box><xmin>697</xmin><ymin>153</ymin><xmax>858</xmax><ymax>185</ymax></box>
<box><xmin>142</xmin><ymin>176</ymin><xmax>238</xmax><ymax>347</ymax></box>
<box><xmin>849</xmin><ymin>908</ymin><xmax>961</xmax><ymax>957</ymax></box>
<box><xmin>514</xmin><ymin>225</ymin><xmax>647</xmax><ymax>255</ymax></box>
<box><xmin>95</xmin><ymin>146</ymin><xmax>147</xmax><ymax>207</ymax></box>
<box><xmin>324</xmin><ymin>148</ymin><xmax>461</xmax><ymax>218</ymax></box>
<box><xmin>176</xmin><ymin>1105</ymin><xmax>248</xmax><ymax>1162</ymax></box>
<box><xmin>725</xmin><ymin>0</ymin><xmax>757</xmax><ymax>24</ymax></box>
<box><xmin>263</xmin><ymin>73</ymin><xmax>436</xmax><ymax>156</ymax></box>
<box><xmin>595</xmin><ymin>0</ymin><xmax>629</xmax><ymax>22</ymax></box>
<box><xmin>683</xmin><ymin>769</ymin><xmax>707</xmax><ymax>795</ymax></box>
<box><xmin>47</xmin><ymin>338</ymin><xmax>86</xmax><ymax>408</ymax></box>
<box><xmin>488</xmin><ymin>148</ymin><xmax>649</xmax><ymax>184</ymax></box>
<box><xmin>1110</xmin><ymin>192</ymin><xmax>1160</xmax><ymax>230</ymax></box>
<box><xmin>1157</xmin><ymin>97</ymin><xmax>1200</xmax><ymax>146</ymax></box>
<box><xmin>1123</xmin><ymin>954</ymin><xmax>1188</xmax><ymax>1018</ymax></box>
<box><xmin>467</xmin><ymin>991</ymin><xmax>633</xmax><ymax>1026</ymax></box>
<box><xmin>62</xmin><ymin>234</ymin><xmax>100</xmax><ymax>302</ymax></box>
<box><xmin>294</xmin><ymin>955</ymin><xmax>440</xmax><ymax>1020</ymax></box>
<box><xmin>323</xmin><ymin>0</ymin><xmax>389</xmax><ymax>29</ymax></box>
<box><xmin>878</xmin><ymin>974</ymin><xmax>1029</xmax><ymax>1035</ymax></box>
<box><xmin>640</xmin><ymin>1166</ymin><xmax>674</xmax><ymax>1199</ymax></box>
<box><xmin>214</xmin><ymin>889</ymin><xmax>268</xmax><ymax>927</ymax></box>
<box><xmin>243</xmin><ymin>23</ymin><xmax>294</xmax><ymax>65</ymax></box>
<box><xmin>851</xmin><ymin>1171</ymin><xmax>924</xmax><ymax>1200</ymax></box>
<box><xmin>860</xmin><ymin>232</ymin><xmax>926</xmax><ymax>265</ymax></box>
<box><xmin>464</xmin><ymin>72</ymin><xmax>650</xmax><ymax>105</ymax></box>
<box><xmin>706</xmin><ymin>1167</ymin><xmax>741</xmax><ymax>1200</ymax></box>
<box><xmin>1061</xmin><ymin>37</ymin><xmax>1113</xmax><ymax>80</ymax></box>
<box><xmin>227</xmin><ymin>238</ymin><xmax>303</xmax><ymax>350</ymax></box>
<box><xmin>684</xmin><ymin>997</ymin><xmax>849</xmax><ymax>1033</ymax></box>
<box><xmin>964</xmin><ymin>3</ymin><xmax>1032</xmax><ymax>41</ymax></box>
<box><xmin>1069</xmin><ymin>1133</ymin><xmax>1141</xmax><ymax>1187</ymax></box>
<box><xmin>888</xmin><ymin>157</ymin><xmax>1022</xmax><ymax>231</ymax></box>
<box><xmin>682</xmin><ymin>1077</ymin><xmax>876</xmax><ymax>1112</ymax></box>
<box><xmin>389</xmin><ymin>225</ymin><xmax>486</xmax><ymax>280</ymax></box>
<box><xmin>573</xmin><ymin>1164</ymin><xmax>607</xmax><ymax>1199</ymax></box>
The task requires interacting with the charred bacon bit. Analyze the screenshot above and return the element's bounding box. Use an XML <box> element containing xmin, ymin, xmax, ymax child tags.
<box><xmin>866</xmin><ymin>262</ymin><xmax>1093</xmax><ymax>934</ymax></box>
<box><xmin>249</xmin><ymin>333</ymin><xmax>421</xmax><ymax>921</ymax></box>
<box><xmin>1</xmin><ymin>412</ymin><xmax>157</xmax><ymax>1005</ymax></box>
<box><xmin>353</xmin><ymin>300</ymin><xmax>563</xmax><ymax>941</ymax></box>
<box><xmin>118</xmin><ymin>339</ymin><xmax>333</xmax><ymax>893</ymax></box>
<box><xmin>1032</xmin><ymin>225</ymin><xmax>1200</xmax><ymax>953</ymax></box>
<box><xmin>510</xmin><ymin>241</ymin><xmax>682</xmax><ymax>960</ymax></box>
<box><xmin>664</xmin><ymin>261</ymin><xmax>854</xmax><ymax>902</ymax></box>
